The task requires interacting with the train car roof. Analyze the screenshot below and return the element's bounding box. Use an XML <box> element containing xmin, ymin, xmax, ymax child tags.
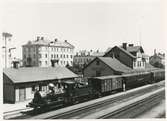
<box><xmin>90</xmin><ymin>75</ymin><xmax>123</xmax><ymax>80</ymax></box>
<box><xmin>122</xmin><ymin>71</ymin><xmax>151</xmax><ymax>77</ymax></box>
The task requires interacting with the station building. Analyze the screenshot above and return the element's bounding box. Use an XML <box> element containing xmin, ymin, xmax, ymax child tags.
<box><xmin>83</xmin><ymin>43</ymin><xmax>155</xmax><ymax>77</ymax></box>
<box><xmin>83</xmin><ymin>57</ymin><xmax>132</xmax><ymax>77</ymax></box>
<box><xmin>104</xmin><ymin>43</ymin><xmax>147</xmax><ymax>70</ymax></box>
<box><xmin>3</xmin><ymin>62</ymin><xmax>78</xmax><ymax>103</ymax></box>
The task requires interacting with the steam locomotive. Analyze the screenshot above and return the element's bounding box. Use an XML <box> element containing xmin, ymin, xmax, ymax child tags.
<box><xmin>26</xmin><ymin>69</ymin><xmax>165</xmax><ymax>110</ymax></box>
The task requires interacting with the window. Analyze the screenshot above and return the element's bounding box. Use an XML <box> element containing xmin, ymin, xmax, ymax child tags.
<box><xmin>39</xmin><ymin>61</ymin><xmax>42</xmax><ymax>66</ymax></box>
<box><xmin>24</xmin><ymin>54</ymin><xmax>26</xmax><ymax>59</ymax></box>
<box><xmin>134</xmin><ymin>62</ymin><xmax>136</xmax><ymax>67</ymax></box>
<box><xmin>45</xmin><ymin>61</ymin><xmax>47</xmax><ymax>65</ymax></box>
<box><xmin>60</xmin><ymin>54</ymin><xmax>62</xmax><ymax>58</ymax></box>
<box><xmin>57</xmin><ymin>54</ymin><xmax>58</xmax><ymax>58</ymax></box>
<box><xmin>70</xmin><ymin>55</ymin><xmax>73</xmax><ymax>59</ymax></box>
<box><xmin>51</xmin><ymin>54</ymin><xmax>53</xmax><ymax>58</ymax></box>
<box><xmin>96</xmin><ymin>60</ymin><xmax>100</xmax><ymax>65</ymax></box>
<box><xmin>64</xmin><ymin>54</ymin><xmax>65</xmax><ymax>58</ymax></box>
<box><xmin>67</xmin><ymin>55</ymin><xmax>68</xmax><ymax>58</ymax></box>
<box><xmin>33</xmin><ymin>54</ymin><xmax>36</xmax><ymax>58</ymax></box>
<box><xmin>38</xmin><ymin>54</ymin><xmax>41</xmax><ymax>58</ymax></box>
<box><xmin>54</xmin><ymin>54</ymin><xmax>56</xmax><ymax>58</ymax></box>
<box><xmin>45</xmin><ymin>54</ymin><xmax>47</xmax><ymax>58</ymax></box>
<box><xmin>137</xmin><ymin>61</ymin><xmax>140</xmax><ymax>67</ymax></box>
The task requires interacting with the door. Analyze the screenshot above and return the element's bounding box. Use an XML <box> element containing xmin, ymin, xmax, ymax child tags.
<box><xmin>19</xmin><ymin>87</ymin><xmax>26</xmax><ymax>101</ymax></box>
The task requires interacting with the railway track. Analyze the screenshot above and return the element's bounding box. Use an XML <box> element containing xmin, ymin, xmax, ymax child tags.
<box><xmin>3</xmin><ymin>108</ymin><xmax>33</xmax><ymax>119</ymax></box>
<box><xmin>86</xmin><ymin>88</ymin><xmax>165</xmax><ymax>119</ymax></box>
<box><xmin>30</xmin><ymin>81</ymin><xmax>165</xmax><ymax>119</ymax></box>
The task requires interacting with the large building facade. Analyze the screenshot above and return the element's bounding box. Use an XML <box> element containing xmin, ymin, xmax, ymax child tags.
<box><xmin>73</xmin><ymin>50</ymin><xmax>104</xmax><ymax>68</ymax></box>
<box><xmin>22</xmin><ymin>37</ymin><xmax>75</xmax><ymax>67</ymax></box>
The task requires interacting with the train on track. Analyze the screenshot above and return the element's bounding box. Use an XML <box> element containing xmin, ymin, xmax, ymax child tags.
<box><xmin>26</xmin><ymin>69</ymin><xmax>165</xmax><ymax>110</ymax></box>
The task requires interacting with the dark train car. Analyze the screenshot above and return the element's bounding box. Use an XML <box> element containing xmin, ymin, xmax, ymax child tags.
<box><xmin>88</xmin><ymin>75</ymin><xmax>123</xmax><ymax>96</ymax></box>
<box><xmin>150</xmin><ymin>69</ymin><xmax>165</xmax><ymax>83</ymax></box>
<box><xmin>122</xmin><ymin>72</ymin><xmax>151</xmax><ymax>90</ymax></box>
<box><xmin>63</xmin><ymin>81</ymin><xmax>96</xmax><ymax>104</ymax></box>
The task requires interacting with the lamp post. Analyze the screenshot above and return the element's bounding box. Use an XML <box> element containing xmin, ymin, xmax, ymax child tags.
<box><xmin>2</xmin><ymin>32</ymin><xmax>12</xmax><ymax>68</ymax></box>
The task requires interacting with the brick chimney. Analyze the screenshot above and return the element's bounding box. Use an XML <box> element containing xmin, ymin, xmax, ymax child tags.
<box><xmin>122</xmin><ymin>43</ymin><xmax>127</xmax><ymax>50</ymax></box>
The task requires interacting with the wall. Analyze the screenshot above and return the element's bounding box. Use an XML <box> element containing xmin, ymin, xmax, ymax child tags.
<box><xmin>83</xmin><ymin>58</ymin><xmax>115</xmax><ymax>77</ymax></box>
<box><xmin>23</xmin><ymin>44</ymin><xmax>74</xmax><ymax>67</ymax></box>
<box><xmin>3</xmin><ymin>73</ymin><xmax>15</xmax><ymax>103</ymax></box>
<box><xmin>104</xmin><ymin>47</ymin><xmax>133</xmax><ymax>68</ymax></box>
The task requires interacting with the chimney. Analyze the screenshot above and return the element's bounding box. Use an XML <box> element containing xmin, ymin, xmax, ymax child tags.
<box><xmin>13</xmin><ymin>61</ymin><xmax>19</xmax><ymax>69</ymax></box>
<box><xmin>55</xmin><ymin>38</ymin><xmax>58</xmax><ymax>42</ymax></box>
<box><xmin>122</xmin><ymin>43</ymin><xmax>127</xmax><ymax>50</ymax></box>
<box><xmin>154</xmin><ymin>49</ymin><xmax>156</xmax><ymax>55</ymax></box>
<box><xmin>37</xmin><ymin>36</ymin><xmax>40</xmax><ymax>41</ymax></box>
<box><xmin>41</xmin><ymin>37</ymin><xmax>44</xmax><ymax>40</ymax></box>
<box><xmin>128</xmin><ymin>44</ymin><xmax>134</xmax><ymax>47</ymax></box>
<box><xmin>65</xmin><ymin>40</ymin><xmax>67</xmax><ymax>42</ymax></box>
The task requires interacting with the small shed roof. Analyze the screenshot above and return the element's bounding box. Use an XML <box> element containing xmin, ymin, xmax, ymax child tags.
<box><xmin>3</xmin><ymin>66</ymin><xmax>78</xmax><ymax>84</ymax></box>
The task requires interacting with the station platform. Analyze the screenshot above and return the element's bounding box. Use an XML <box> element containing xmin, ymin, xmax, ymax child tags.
<box><xmin>3</xmin><ymin>99</ymin><xmax>31</xmax><ymax>113</ymax></box>
<box><xmin>3</xmin><ymin>81</ymin><xmax>165</xmax><ymax>115</ymax></box>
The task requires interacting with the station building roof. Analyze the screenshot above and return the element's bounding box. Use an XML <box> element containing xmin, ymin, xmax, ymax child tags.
<box><xmin>3</xmin><ymin>66</ymin><xmax>78</xmax><ymax>84</ymax></box>
<box><xmin>98</xmin><ymin>57</ymin><xmax>132</xmax><ymax>73</ymax></box>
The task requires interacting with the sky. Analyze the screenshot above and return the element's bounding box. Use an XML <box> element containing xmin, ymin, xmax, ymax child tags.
<box><xmin>1</xmin><ymin>0</ymin><xmax>165</xmax><ymax>59</ymax></box>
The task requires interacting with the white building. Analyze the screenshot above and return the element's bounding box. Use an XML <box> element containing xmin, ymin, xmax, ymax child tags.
<box><xmin>22</xmin><ymin>36</ymin><xmax>75</xmax><ymax>67</ymax></box>
<box><xmin>73</xmin><ymin>50</ymin><xmax>104</xmax><ymax>68</ymax></box>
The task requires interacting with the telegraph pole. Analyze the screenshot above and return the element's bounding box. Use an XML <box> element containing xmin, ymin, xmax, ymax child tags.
<box><xmin>2</xmin><ymin>32</ymin><xmax>12</xmax><ymax>68</ymax></box>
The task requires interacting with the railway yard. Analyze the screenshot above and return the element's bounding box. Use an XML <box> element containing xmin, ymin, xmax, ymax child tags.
<box><xmin>4</xmin><ymin>80</ymin><xmax>165</xmax><ymax>119</ymax></box>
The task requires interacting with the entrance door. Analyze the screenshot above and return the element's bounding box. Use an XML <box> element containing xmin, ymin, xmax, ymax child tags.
<box><xmin>19</xmin><ymin>87</ymin><xmax>26</xmax><ymax>101</ymax></box>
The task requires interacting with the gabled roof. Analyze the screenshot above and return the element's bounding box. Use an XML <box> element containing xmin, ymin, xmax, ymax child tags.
<box><xmin>98</xmin><ymin>57</ymin><xmax>132</xmax><ymax>73</ymax></box>
<box><xmin>104</xmin><ymin>46</ymin><xmax>136</xmax><ymax>59</ymax></box>
<box><xmin>3</xmin><ymin>67</ymin><xmax>78</xmax><ymax>84</ymax></box>
<box><xmin>23</xmin><ymin>39</ymin><xmax>74</xmax><ymax>49</ymax></box>
<box><xmin>126</xmin><ymin>46</ymin><xmax>144</xmax><ymax>53</ymax></box>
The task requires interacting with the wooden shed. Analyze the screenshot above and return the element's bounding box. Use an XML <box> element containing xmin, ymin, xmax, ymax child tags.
<box><xmin>3</xmin><ymin>66</ymin><xmax>78</xmax><ymax>103</ymax></box>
